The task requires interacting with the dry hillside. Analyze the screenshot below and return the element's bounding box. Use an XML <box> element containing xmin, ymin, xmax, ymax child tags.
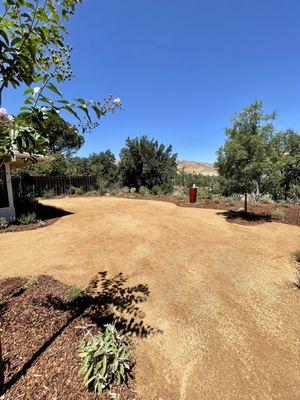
<box><xmin>177</xmin><ymin>160</ymin><xmax>218</xmax><ymax>176</ymax></box>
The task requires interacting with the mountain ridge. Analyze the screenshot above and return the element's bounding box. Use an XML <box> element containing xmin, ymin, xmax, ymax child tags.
<box><xmin>177</xmin><ymin>160</ymin><xmax>218</xmax><ymax>176</ymax></box>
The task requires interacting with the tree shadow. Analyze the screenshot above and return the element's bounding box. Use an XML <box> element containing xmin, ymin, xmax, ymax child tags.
<box><xmin>1</xmin><ymin>271</ymin><xmax>159</xmax><ymax>394</ymax></box>
<box><xmin>45</xmin><ymin>271</ymin><xmax>159</xmax><ymax>337</ymax></box>
<box><xmin>217</xmin><ymin>210</ymin><xmax>272</xmax><ymax>225</ymax></box>
<box><xmin>293</xmin><ymin>267</ymin><xmax>300</xmax><ymax>289</ymax></box>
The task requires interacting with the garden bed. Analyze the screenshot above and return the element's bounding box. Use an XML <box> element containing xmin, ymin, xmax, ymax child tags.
<box><xmin>0</xmin><ymin>275</ymin><xmax>138</xmax><ymax>399</ymax></box>
<box><xmin>117</xmin><ymin>193</ymin><xmax>300</xmax><ymax>227</ymax></box>
<box><xmin>0</xmin><ymin>202</ymin><xmax>73</xmax><ymax>234</ymax></box>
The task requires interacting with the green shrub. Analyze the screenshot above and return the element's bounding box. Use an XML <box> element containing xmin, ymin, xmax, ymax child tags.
<box><xmin>130</xmin><ymin>187</ymin><xmax>136</xmax><ymax>194</ymax></box>
<box><xmin>139</xmin><ymin>186</ymin><xmax>150</xmax><ymax>196</ymax></box>
<box><xmin>78</xmin><ymin>323</ymin><xmax>131</xmax><ymax>398</ymax></box>
<box><xmin>196</xmin><ymin>187</ymin><xmax>212</xmax><ymax>199</ymax></box>
<box><xmin>74</xmin><ymin>187</ymin><xmax>84</xmax><ymax>196</ymax></box>
<box><xmin>25</xmin><ymin>277</ymin><xmax>38</xmax><ymax>287</ymax></box>
<box><xmin>152</xmin><ymin>185</ymin><xmax>163</xmax><ymax>196</ymax></box>
<box><xmin>225</xmin><ymin>196</ymin><xmax>236</xmax><ymax>206</ymax></box>
<box><xmin>15</xmin><ymin>192</ymin><xmax>38</xmax><ymax>216</ymax></box>
<box><xmin>0</xmin><ymin>217</ymin><xmax>8</xmax><ymax>230</ymax></box>
<box><xmin>258</xmin><ymin>195</ymin><xmax>274</xmax><ymax>205</ymax></box>
<box><xmin>66</xmin><ymin>286</ymin><xmax>84</xmax><ymax>301</ymax></box>
<box><xmin>42</xmin><ymin>189</ymin><xmax>55</xmax><ymax>199</ymax></box>
<box><xmin>86</xmin><ymin>190</ymin><xmax>98</xmax><ymax>196</ymax></box>
<box><xmin>272</xmin><ymin>207</ymin><xmax>285</xmax><ymax>219</ymax></box>
<box><xmin>295</xmin><ymin>251</ymin><xmax>300</xmax><ymax>263</ymax></box>
<box><xmin>211</xmin><ymin>194</ymin><xmax>224</xmax><ymax>204</ymax></box>
<box><xmin>67</xmin><ymin>186</ymin><xmax>76</xmax><ymax>195</ymax></box>
<box><xmin>107</xmin><ymin>184</ymin><xmax>121</xmax><ymax>196</ymax></box>
<box><xmin>18</xmin><ymin>212</ymin><xmax>37</xmax><ymax>225</ymax></box>
<box><xmin>97</xmin><ymin>178</ymin><xmax>106</xmax><ymax>195</ymax></box>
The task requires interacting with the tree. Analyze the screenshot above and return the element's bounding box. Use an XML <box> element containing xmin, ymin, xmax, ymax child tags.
<box><xmin>215</xmin><ymin>101</ymin><xmax>276</xmax><ymax>213</ymax></box>
<box><xmin>118</xmin><ymin>135</ymin><xmax>177</xmax><ymax>192</ymax></box>
<box><xmin>0</xmin><ymin>0</ymin><xmax>121</xmax><ymax>158</ymax></box>
<box><xmin>267</xmin><ymin>129</ymin><xmax>300</xmax><ymax>200</ymax></box>
<box><xmin>88</xmin><ymin>151</ymin><xmax>117</xmax><ymax>184</ymax></box>
<box><xmin>16</xmin><ymin>111</ymin><xmax>84</xmax><ymax>153</ymax></box>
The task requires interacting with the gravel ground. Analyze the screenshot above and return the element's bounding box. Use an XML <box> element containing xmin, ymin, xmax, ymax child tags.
<box><xmin>0</xmin><ymin>197</ymin><xmax>299</xmax><ymax>400</ymax></box>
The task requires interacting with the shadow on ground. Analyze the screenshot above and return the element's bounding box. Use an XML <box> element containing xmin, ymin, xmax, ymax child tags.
<box><xmin>217</xmin><ymin>210</ymin><xmax>273</xmax><ymax>225</ymax></box>
<box><xmin>1</xmin><ymin>272</ymin><xmax>159</xmax><ymax>395</ymax></box>
<box><xmin>16</xmin><ymin>200</ymin><xmax>73</xmax><ymax>221</ymax></box>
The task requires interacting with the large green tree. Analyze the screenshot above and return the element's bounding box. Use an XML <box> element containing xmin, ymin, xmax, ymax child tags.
<box><xmin>215</xmin><ymin>101</ymin><xmax>276</xmax><ymax>213</ymax></box>
<box><xmin>0</xmin><ymin>0</ymin><xmax>121</xmax><ymax>159</ymax></box>
<box><xmin>118</xmin><ymin>135</ymin><xmax>177</xmax><ymax>192</ymax></box>
<box><xmin>266</xmin><ymin>129</ymin><xmax>300</xmax><ymax>200</ymax></box>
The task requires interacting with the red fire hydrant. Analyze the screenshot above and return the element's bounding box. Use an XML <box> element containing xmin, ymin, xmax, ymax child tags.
<box><xmin>189</xmin><ymin>184</ymin><xmax>197</xmax><ymax>203</ymax></box>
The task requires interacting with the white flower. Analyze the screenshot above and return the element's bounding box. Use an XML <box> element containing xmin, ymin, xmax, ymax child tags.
<box><xmin>0</xmin><ymin>108</ymin><xmax>8</xmax><ymax>117</ymax></box>
<box><xmin>33</xmin><ymin>86</ymin><xmax>41</xmax><ymax>97</ymax></box>
<box><xmin>113</xmin><ymin>98</ymin><xmax>121</xmax><ymax>107</ymax></box>
<box><xmin>7</xmin><ymin>115</ymin><xmax>14</xmax><ymax>122</ymax></box>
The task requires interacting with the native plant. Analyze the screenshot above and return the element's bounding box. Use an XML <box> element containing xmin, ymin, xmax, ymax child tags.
<box><xmin>18</xmin><ymin>212</ymin><xmax>37</xmax><ymax>225</ymax></box>
<box><xmin>42</xmin><ymin>188</ymin><xmax>55</xmax><ymax>199</ymax></box>
<box><xmin>66</xmin><ymin>286</ymin><xmax>84</xmax><ymax>300</ymax></box>
<box><xmin>139</xmin><ymin>186</ymin><xmax>150</xmax><ymax>196</ymax></box>
<box><xmin>78</xmin><ymin>323</ymin><xmax>131</xmax><ymax>398</ymax></box>
<box><xmin>152</xmin><ymin>184</ymin><xmax>163</xmax><ymax>196</ymax></box>
<box><xmin>74</xmin><ymin>186</ymin><xmax>84</xmax><ymax>195</ymax></box>
<box><xmin>0</xmin><ymin>216</ymin><xmax>8</xmax><ymax>230</ymax></box>
<box><xmin>25</xmin><ymin>276</ymin><xmax>38</xmax><ymax>287</ymax></box>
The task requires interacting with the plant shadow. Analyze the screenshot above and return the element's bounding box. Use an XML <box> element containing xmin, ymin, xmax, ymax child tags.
<box><xmin>1</xmin><ymin>271</ymin><xmax>159</xmax><ymax>394</ymax></box>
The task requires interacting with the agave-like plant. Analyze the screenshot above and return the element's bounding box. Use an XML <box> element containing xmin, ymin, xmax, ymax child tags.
<box><xmin>78</xmin><ymin>323</ymin><xmax>131</xmax><ymax>398</ymax></box>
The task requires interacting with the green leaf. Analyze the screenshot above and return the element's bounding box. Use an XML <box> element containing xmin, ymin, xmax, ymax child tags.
<box><xmin>0</xmin><ymin>29</ymin><xmax>9</xmax><ymax>45</ymax></box>
<box><xmin>64</xmin><ymin>105</ymin><xmax>80</xmax><ymax>121</ymax></box>
<box><xmin>47</xmin><ymin>82</ymin><xmax>62</xmax><ymax>97</ymax></box>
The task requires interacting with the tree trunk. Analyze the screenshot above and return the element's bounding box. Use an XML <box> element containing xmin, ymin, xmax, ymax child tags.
<box><xmin>0</xmin><ymin>336</ymin><xmax>4</xmax><ymax>390</ymax></box>
<box><xmin>244</xmin><ymin>188</ymin><xmax>248</xmax><ymax>214</ymax></box>
<box><xmin>284</xmin><ymin>181</ymin><xmax>290</xmax><ymax>201</ymax></box>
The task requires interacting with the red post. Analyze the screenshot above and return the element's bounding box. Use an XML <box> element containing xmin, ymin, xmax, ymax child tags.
<box><xmin>189</xmin><ymin>185</ymin><xmax>197</xmax><ymax>203</ymax></box>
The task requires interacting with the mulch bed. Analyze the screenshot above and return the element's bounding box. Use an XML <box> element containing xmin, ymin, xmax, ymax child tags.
<box><xmin>0</xmin><ymin>202</ymin><xmax>73</xmax><ymax>234</ymax></box>
<box><xmin>0</xmin><ymin>275</ymin><xmax>139</xmax><ymax>400</ymax></box>
<box><xmin>117</xmin><ymin>194</ymin><xmax>300</xmax><ymax>227</ymax></box>
<box><xmin>0</xmin><ymin>218</ymin><xmax>59</xmax><ymax>234</ymax></box>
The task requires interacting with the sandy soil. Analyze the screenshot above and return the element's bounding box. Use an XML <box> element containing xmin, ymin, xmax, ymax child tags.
<box><xmin>0</xmin><ymin>197</ymin><xmax>299</xmax><ymax>400</ymax></box>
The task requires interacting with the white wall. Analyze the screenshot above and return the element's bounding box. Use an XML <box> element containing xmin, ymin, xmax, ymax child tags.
<box><xmin>0</xmin><ymin>163</ymin><xmax>16</xmax><ymax>221</ymax></box>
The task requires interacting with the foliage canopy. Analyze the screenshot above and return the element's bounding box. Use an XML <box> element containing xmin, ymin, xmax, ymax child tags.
<box><xmin>118</xmin><ymin>135</ymin><xmax>177</xmax><ymax>192</ymax></box>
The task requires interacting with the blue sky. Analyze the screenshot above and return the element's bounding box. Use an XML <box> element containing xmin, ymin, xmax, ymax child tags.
<box><xmin>4</xmin><ymin>0</ymin><xmax>300</xmax><ymax>162</ymax></box>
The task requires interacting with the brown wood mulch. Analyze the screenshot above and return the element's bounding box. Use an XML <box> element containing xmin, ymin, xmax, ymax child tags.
<box><xmin>118</xmin><ymin>194</ymin><xmax>300</xmax><ymax>227</ymax></box>
<box><xmin>0</xmin><ymin>275</ymin><xmax>138</xmax><ymax>400</ymax></box>
<box><xmin>0</xmin><ymin>218</ymin><xmax>58</xmax><ymax>234</ymax></box>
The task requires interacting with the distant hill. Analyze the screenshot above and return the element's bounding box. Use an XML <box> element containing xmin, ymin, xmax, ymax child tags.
<box><xmin>177</xmin><ymin>160</ymin><xmax>218</xmax><ymax>176</ymax></box>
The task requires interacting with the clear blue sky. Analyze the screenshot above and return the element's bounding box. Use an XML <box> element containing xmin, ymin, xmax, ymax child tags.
<box><xmin>4</xmin><ymin>0</ymin><xmax>300</xmax><ymax>162</ymax></box>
